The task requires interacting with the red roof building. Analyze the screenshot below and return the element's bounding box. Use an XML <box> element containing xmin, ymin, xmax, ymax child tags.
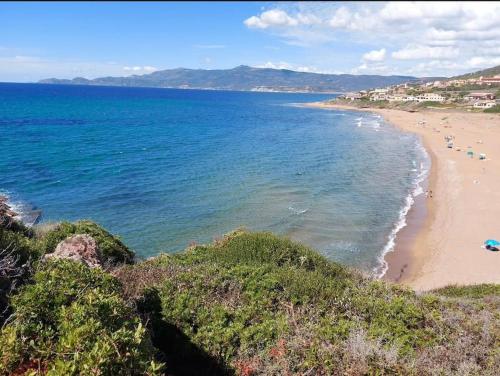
<box><xmin>466</xmin><ymin>92</ymin><xmax>496</xmax><ymax>100</ymax></box>
<box><xmin>479</xmin><ymin>76</ymin><xmax>500</xmax><ymax>85</ymax></box>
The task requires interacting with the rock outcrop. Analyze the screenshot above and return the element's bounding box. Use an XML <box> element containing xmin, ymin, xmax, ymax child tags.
<box><xmin>44</xmin><ymin>234</ymin><xmax>102</xmax><ymax>268</ymax></box>
<box><xmin>0</xmin><ymin>195</ymin><xmax>18</xmax><ymax>227</ymax></box>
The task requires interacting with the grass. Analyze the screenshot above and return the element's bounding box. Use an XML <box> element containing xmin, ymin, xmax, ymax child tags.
<box><xmin>37</xmin><ymin>220</ymin><xmax>135</xmax><ymax>264</ymax></box>
<box><xmin>2</xmin><ymin>219</ymin><xmax>500</xmax><ymax>375</ymax></box>
<box><xmin>0</xmin><ymin>260</ymin><xmax>164</xmax><ymax>375</ymax></box>
<box><xmin>1</xmin><ymin>219</ymin><xmax>135</xmax><ymax>326</ymax></box>
<box><xmin>418</xmin><ymin>101</ymin><xmax>449</xmax><ymax>108</ymax></box>
<box><xmin>484</xmin><ymin>105</ymin><xmax>500</xmax><ymax>113</ymax></box>
<box><xmin>433</xmin><ymin>284</ymin><xmax>500</xmax><ymax>299</ymax></box>
<box><xmin>117</xmin><ymin>230</ymin><xmax>500</xmax><ymax>375</ymax></box>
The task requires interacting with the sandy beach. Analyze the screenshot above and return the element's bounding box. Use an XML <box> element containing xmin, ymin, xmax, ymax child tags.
<box><xmin>307</xmin><ymin>102</ymin><xmax>500</xmax><ymax>291</ymax></box>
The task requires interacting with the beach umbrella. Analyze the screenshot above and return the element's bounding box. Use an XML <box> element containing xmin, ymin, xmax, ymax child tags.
<box><xmin>484</xmin><ymin>239</ymin><xmax>500</xmax><ymax>247</ymax></box>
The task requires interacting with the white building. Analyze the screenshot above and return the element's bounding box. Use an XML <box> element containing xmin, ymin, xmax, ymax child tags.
<box><xmin>479</xmin><ymin>76</ymin><xmax>500</xmax><ymax>85</ymax></box>
<box><xmin>343</xmin><ymin>92</ymin><xmax>362</xmax><ymax>100</ymax></box>
<box><xmin>415</xmin><ymin>93</ymin><xmax>446</xmax><ymax>102</ymax></box>
<box><xmin>473</xmin><ymin>101</ymin><xmax>496</xmax><ymax>109</ymax></box>
<box><xmin>369</xmin><ymin>93</ymin><xmax>388</xmax><ymax>101</ymax></box>
<box><xmin>387</xmin><ymin>94</ymin><xmax>416</xmax><ymax>102</ymax></box>
<box><xmin>465</xmin><ymin>92</ymin><xmax>496</xmax><ymax>101</ymax></box>
<box><xmin>371</xmin><ymin>88</ymin><xmax>389</xmax><ymax>94</ymax></box>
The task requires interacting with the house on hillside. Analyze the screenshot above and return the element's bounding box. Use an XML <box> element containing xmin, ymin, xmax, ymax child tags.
<box><xmin>473</xmin><ymin>101</ymin><xmax>496</xmax><ymax>109</ymax></box>
<box><xmin>387</xmin><ymin>94</ymin><xmax>416</xmax><ymax>102</ymax></box>
<box><xmin>479</xmin><ymin>76</ymin><xmax>500</xmax><ymax>85</ymax></box>
<box><xmin>371</xmin><ymin>88</ymin><xmax>389</xmax><ymax>94</ymax></box>
<box><xmin>369</xmin><ymin>93</ymin><xmax>388</xmax><ymax>101</ymax></box>
<box><xmin>415</xmin><ymin>93</ymin><xmax>446</xmax><ymax>102</ymax></box>
<box><xmin>465</xmin><ymin>92</ymin><xmax>496</xmax><ymax>101</ymax></box>
<box><xmin>343</xmin><ymin>92</ymin><xmax>362</xmax><ymax>101</ymax></box>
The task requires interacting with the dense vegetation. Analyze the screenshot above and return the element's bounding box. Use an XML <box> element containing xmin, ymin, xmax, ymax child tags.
<box><xmin>36</xmin><ymin>220</ymin><xmax>134</xmax><ymax>265</ymax></box>
<box><xmin>334</xmin><ymin>98</ymin><xmax>455</xmax><ymax>111</ymax></box>
<box><xmin>484</xmin><ymin>105</ymin><xmax>500</xmax><ymax>113</ymax></box>
<box><xmin>0</xmin><ymin>219</ymin><xmax>160</xmax><ymax>375</ymax></box>
<box><xmin>1</xmin><ymin>218</ymin><xmax>499</xmax><ymax>375</ymax></box>
<box><xmin>0</xmin><ymin>261</ymin><xmax>163</xmax><ymax>375</ymax></box>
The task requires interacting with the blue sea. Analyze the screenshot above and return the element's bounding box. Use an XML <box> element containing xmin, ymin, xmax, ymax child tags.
<box><xmin>0</xmin><ymin>83</ymin><xmax>429</xmax><ymax>275</ymax></box>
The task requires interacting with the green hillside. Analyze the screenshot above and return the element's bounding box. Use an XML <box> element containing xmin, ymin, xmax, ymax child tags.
<box><xmin>452</xmin><ymin>65</ymin><xmax>500</xmax><ymax>80</ymax></box>
<box><xmin>1</xmin><ymin>219</ymin><xmax>499</xmax><ymax>375</ymax></box>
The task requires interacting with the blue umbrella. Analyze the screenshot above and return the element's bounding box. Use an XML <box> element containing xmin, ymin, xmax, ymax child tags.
<box><xmin>484</xmin><ymin>239</ymin><xmax>500</xmax><ymax>247</ymax></box>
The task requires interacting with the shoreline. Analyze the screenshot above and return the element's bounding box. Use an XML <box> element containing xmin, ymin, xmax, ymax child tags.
<box><xmin>306</xmin><ymin>101</ymin><xmax>500</xmax><ymax>291</ymax></box>
<box><xmin>0</xmin><ymin>194</ymin><xmax>20</xmax><ymax>225</ymax></box>
<box><xmin>382</xmin><ymin>138</ymin><xmax>434</xmax><ymax>284</ymax></box>
<box><xmin>0</xmin><ymin>193</ymin><xmax>41</xmax><ymax>227</ymax></box>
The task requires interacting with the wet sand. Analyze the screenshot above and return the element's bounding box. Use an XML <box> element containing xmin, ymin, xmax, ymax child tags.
<box><xmin>307</xmin><ymin>102</ymin><xmax>500</xmax><ymax>291</ymax></box>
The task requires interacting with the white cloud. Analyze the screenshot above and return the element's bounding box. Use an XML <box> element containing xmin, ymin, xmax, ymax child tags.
<box><xmin>392</xmin><ymin>45</ymin><xmax>459</xmax><ymax>60</ymax></box>
<box><xmin>254</xmin><ymin>61</ymin><xmax>341</xmax><ymax>74</ymax></box>
<box><xmin>407</xmin><ymin>55</ymin><xmax>500</xmax><ymax>76</ymax></box>
<box><xmin>123</xmin><ymin>66</ymin><xmax>158</xmax><ymax>73</ymax></box>
<box><xmin>244</xmin><ymin>2</ymin><xmax>500</xmax><ymax>76</ymax></box>
<box><xmin>244</xmin><ymin>9</ymin><xmax>299</xmax><ymax>29</ymax></box>
<box><xmin>10</xmin><ymin>55</ymin><xmax>43</xmax><ymax>63</ymax></box>
<box><xmin>296</xmin><ymin>13</ymin><xmax>321</xmax><ymax>25</ymax></box>
<box><xmin>465</xmin><ymin>56</ymin><xmax>500</xmax><ymax>68</ymax></box>
<box><xmin>362</xmin><ymin>48</ymin><xmax>386</xmax><ymax>62</ymax></box>
<box><xmin>256</xmin><ymin>61</ymin><xmax>294</xmax><ymax>70</ymax></box>
<box><xmin>194</xmin><ymin>44</ymin><xmax>226</xmax><ymax>49</ymax></box>
<box><xmin>0</xmin><ymin>52</ymin><xmax>160</xmax><ymax>82</ymax></box>
<box><xmin>329</xmin><ymin>7</ymin><xmax>353</xmax><ymax>28</ymax></box>
<box><xmin>351</xmin><ymin>62</ymin><xmax>392</xmax><ymax>75</ymax></box>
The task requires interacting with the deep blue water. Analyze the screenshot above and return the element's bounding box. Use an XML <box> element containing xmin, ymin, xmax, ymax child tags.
<box><xmin>0</xmin><ymin>83</ymin><xmax>428</xmax><ymax>274</ymax></box>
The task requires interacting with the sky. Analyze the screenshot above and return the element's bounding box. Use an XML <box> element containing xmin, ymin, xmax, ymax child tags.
<box><xmin>1</xmin><ymin>1</ymin><xmax>500</xmax><ymax>82</ymax></box>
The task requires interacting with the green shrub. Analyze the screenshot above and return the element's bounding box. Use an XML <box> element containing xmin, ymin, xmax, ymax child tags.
<box><xmin>2</xmin><ymin>223</ymin><xmax>499</xmax><ymax>375</ymax></box>
<box><xmin>0</xmin><ymin>260</ymin><xmax>163</xmax><ymax>375</ymax></box>
<box><xmin>0</xmin><ymin>228</ymin><xmax>40</xmax><ymax>265</ymax></box>
<box><xmin>369</xmin><ymin>100</ymin><xmax>389</xmax><ymax>108</ymax></box>
<box><xmin>40</xmin><ymin>220</ymin><xmax>134</xmax><ymax>264</ymax></box>
<box><xmin>433</xmin><ymin>284</ymin><xmax>500</xmax><ymax>299</ymax></box>
<box><xmin>0</xmin><ymin>215</ymin><xmax>32</xmax><ymax>237</ymax></box>
<box><xmin>0</xmin><ymin>228</ymin><xmax>41</xmax><ymax>324</ymax></box>
<box><xmin>119</xmin><ymin>231</ymin><xmax>478</xmax><ymax>374</ymax></box>
<box><xmin>484</xmin><ymin>104</ymin><xmax>500</xmax><ymax>113</ymax></box>
<box><xmin>419</xmin><ymin>101</ymin><xmax>445</xmax><ymax>107</ymax></box>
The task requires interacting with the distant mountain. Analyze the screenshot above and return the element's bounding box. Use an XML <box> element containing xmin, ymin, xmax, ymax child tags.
<box><xmin>417</xmin><ymin>76</ymin><xmax>448</xmax><ymax>82</ymax></box>
<box><xmin>451</xmin><ymin>65</ymin><xmax>500</xmax><ymax>80</ymax></box>
<box><xmin>39</xmin><ymin>65</ymin><xmax>418</xmax><ymax>93</ymax></box>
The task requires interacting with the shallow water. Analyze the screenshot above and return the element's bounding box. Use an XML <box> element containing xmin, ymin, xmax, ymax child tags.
<box><xmin>0</xmin><ymin>83</ymin><xmax>428</xmax><ymax>274</ymax></box>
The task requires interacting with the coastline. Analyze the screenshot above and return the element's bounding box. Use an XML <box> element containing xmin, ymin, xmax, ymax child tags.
<box><xmin>0</xmin><ymin>193</ymin><xmax>41</xmax><ymax>227</ymax></box>
<box><xmin>306</xmin><ymin>101</ymin><xmax>500</xmax><ymax>291</ymax></box>
<box><xmin>0</xmin><ymin>194</ymin><xmax>19</xmax><ymax>219</ymax></box>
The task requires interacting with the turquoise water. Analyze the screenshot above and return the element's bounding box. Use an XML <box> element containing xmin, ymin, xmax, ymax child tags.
<box><xmin>0</xmin><ymin>83</ymin><xmax>428</xmax><ymax>274</ymax></box>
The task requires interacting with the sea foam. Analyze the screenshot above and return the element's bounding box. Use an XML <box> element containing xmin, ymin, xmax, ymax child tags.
<box><xmin>374</xmin><ymin>140</ymin><xmax>430</xmax><ymax>278</ymax></box>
